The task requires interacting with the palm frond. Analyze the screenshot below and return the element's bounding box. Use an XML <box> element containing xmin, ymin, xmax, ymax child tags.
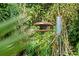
<box><xmin>0</xmin><ymin>31</ymin><xmax>26</xmax><ymax>55</ymax></box>
<box><xmin>0</xmin><ymin>14</ymin><xmax>26</xmax><ymax>37</ymax></box>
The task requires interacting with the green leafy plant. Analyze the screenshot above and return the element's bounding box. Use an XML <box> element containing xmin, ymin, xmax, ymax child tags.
<box><xmin>0</xmin><ymin>3</ymin><xmax>79</xmax><ymax>56</ymax></box>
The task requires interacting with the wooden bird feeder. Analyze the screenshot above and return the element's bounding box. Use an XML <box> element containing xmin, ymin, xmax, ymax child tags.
<box><xmin>34</xmin><ymin>22</ymin><xmax>52</xmax><ymax>32</ymax></box>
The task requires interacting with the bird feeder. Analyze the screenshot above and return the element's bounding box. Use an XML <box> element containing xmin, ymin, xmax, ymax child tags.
<box><xmin>34</xmin><ymin>22</ymin><xmax>52</xmax><ymax>32</ymax></box>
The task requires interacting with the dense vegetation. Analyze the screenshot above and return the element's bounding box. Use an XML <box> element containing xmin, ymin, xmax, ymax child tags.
<box><xmin>0</xmin><ymin>3</ymin><xmax>79</xmax><ymax>56</ymax></box>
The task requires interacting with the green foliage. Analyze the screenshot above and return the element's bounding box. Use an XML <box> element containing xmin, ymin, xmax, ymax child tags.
<box><xmin>0</xmin><ymin>4</ymin><xmax>19</xmax><ymax>22</ymax></box>
<box><xmin>0</xmin><ymin>16</ymin><xmax>17</xmax><ymax>37</ymax></box>
<box><xmin>24</xmin><ymin>4</ymin><xmax>79</xmax><ymax>55</ymax></box>
<box><xmin>0</xmin><ymin>4</ymin><xmax>28</xmax><ymax>55</ymax></box>
<box><xmin>0</xmin><ymin>3</ymin><xmax>79</xmax><ymax>56</ymax></box>
<box><xmin>0</xmin><ymin>31</ymin><xmax>26</xmax><ymax>56</ymax></box>
<box><xmin>25</xmin><ymin>32</ymin><xmax>53</xmax><ymax>56</ymax></box>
